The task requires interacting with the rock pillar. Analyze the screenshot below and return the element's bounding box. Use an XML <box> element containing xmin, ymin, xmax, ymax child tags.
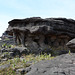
<box><xmin>13</xmin><ymin>31</ymin><xmax>17</xmax><ymax>45</ymax></box>
<box><xmin>20</xmin><ymin>32</ymin><xmax>25</xmax><ymax>47</ymax></box>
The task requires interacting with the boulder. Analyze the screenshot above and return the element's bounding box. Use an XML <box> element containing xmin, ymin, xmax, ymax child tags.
<box><xmin>0</xmin><ymin>47</ymin><xmax>29</xmax><ymax>58</ymax></box>
<box><xmin>10</xmin><ymin>47</ymin><xmax>29</xmax><ymax>57</ymax></box>
<box><xmin>1</xmin><ymin>48</ymin><xmax>9</xmax><ymax>53</ymax></box>
<box><xmin>66</xmin><ymin>38</ymin><xmax>75</xmax><ymax>48</ymax></box>
<box><xmin>6</xmin><ymin>17</ymin><xmax>75</xmax><ymax>53</ymax></box>
<box><xmin>66</xmin><ymin>38</ymin><xmax>75</xmax><ymax>52</ymax></box>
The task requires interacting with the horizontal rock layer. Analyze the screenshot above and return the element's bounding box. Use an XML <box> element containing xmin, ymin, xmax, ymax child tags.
<box><xmin>7</xmin><ymin>17</ymin><xmax>75</xmax><ymax>37</ymax></box>
<box><xmin>6</xmin><ymin>17</ymin><xmax>75</xmax><ymax>53</ymax></box>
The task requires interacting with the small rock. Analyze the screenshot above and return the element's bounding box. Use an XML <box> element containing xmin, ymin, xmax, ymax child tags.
<box><xmin>1</xmin><ymin>48</ymin><xmax>8</xmax><ymax>53</ymax></box>
<box><xmin>0</xmin><ymin>64</ymin><xmax>10</xmax><ymax>70</ymax></box>
<box><xmin>16</xmin><ymin>68</ymin><xmax>25</xmax><ymax>74</ymax></box>
<box><xmin>16</xmin><ymin>67</ymin><xmax>31</xmax><ymax>74</ymax></box>
<box><xmin>2</xmin><ymin>58</ymin><xmax>8</xmax><ymax>61</ymax></box>
<box><xmin>1</xmin><ymin>54</ymin><xmax>5</xmax><ymax>58</ymax></box>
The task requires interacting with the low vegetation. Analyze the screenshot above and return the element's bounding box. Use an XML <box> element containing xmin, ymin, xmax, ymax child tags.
<box><xmin>0</xmin><ymin>43</ymin><xmax>70</xmax><ymax>75</ymax></box>
<box><xmin>0</xmin><ymin>53</ymin><xmax>55</xmax><ymax>75</ymax></box>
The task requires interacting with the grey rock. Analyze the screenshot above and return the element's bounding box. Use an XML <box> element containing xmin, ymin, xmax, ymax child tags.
<box><xmin>16</xmin><ymin>68</ymin><xmax>25</xmax><ymax>74</ymax></box>
<box><xmin>1</xmin><ymin>48</ymin><xmax>8</xmax><ymax>53</ymax></box>
<box><xmin>5</xmin><ymin>17</ymin><xmax>75</xmax><ymax>55</ymax></box>
<box><xmin>16</xmin><ymin>67</ymin><xmax>31</xmax><ymax>74</ymax></box>
<box><xmin>1</xmin><ymin>51</ymin><xmax>14</xmax><ymax>59</ymax></box>
<box><xmin>25</xmin><ymin>53</ymin><xmax>75</xmax><ymax>75</ymax></box>
<box><xmin>0</xmin><ymin>38</ymin><xmax>14</xmax><ymax>47</ymax></box>
<box><xmin>0</xmin><ymin>64</ymin><xmax>10</xmax><ymax>70</ymax></box>
<box><xmin>1</xmin><ymin>54</ymin><xmax>5</xmax><ymax>58</ymax></box>
<box><xmin>0</xmin><ymin>47</ymin><xmax>30</xmax><ymax>58</ymax></box>
<box><xmin>10</xmin><ymin>47</ymin><xmax>29</xmax><ymax>57</ymax></box>
<box><xmin>66</xmin><ymin>38</ymin><xmax>75</xmax><ymax>48</ymax></box>
<box><xmin>2</xmin><ymin>58</ymin><xmax>8</xmax><ymax>61</ymax></box>
<box><xmin>66</xmin><ymin>38</ymin><xmax>75</xmax><ymax>52</ymax></box>
<box><xmin>9</xmin><ymin>52</ymin><xmax>14</xmax><ymax>57</ymax></box>
<box><xmin>6</xmin><ymin>17</ymin><xmax>75</xmax><ymax>54</ymax></box>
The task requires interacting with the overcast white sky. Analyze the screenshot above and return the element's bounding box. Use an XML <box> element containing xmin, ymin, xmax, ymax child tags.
<box><xmin>0</xmin><ymin>0</ymin><xmax>75</xmax><ymax>36</ymax></box>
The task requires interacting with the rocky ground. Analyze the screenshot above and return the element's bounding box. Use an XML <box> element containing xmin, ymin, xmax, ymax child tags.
<box><xmin>0</xmin><ymin>37</ymin><xmax>74</xmax><ymax>75</ymax></box>
<box><xmin>26</xmin><ymin>53</ymin><xmax>75</xmax><ymax>75</ymax></box>
<box><xmin>0</xmin><ymin>44</ymin><xmax>54</xmax><ymax>75</ymax></box>
<box><xmin>1</xmin><ymin>16</ymin><xmax>75</xmax><ymax>74</ymax></box>
<box><xmin>0</xmin><ymin>38</ymin><xmax>14</xmax><ymax>47</ymax></box>
<box><xmin>0</xmin><ymin>45</ymin><xmax>75</xmax><ymax>75</ymax></box>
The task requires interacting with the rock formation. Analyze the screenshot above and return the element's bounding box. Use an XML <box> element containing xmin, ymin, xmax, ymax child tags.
<box><xmin>25</xmin><ymin>53</ymin><xmax>75</xmax><ymax>75</ymax></box>
<box><xmin>66</xmin><ymin>38</ymin><xmax>75</xmax><ymax>52</ymax></box>
<box><xmin>0</xmin><ymin>32</ymin><xmax>14</xmax><ymax>47</ymax></box>
<box><xmin>66</xmin><ymin>38</ymin><xmax>75</xmax><ymax>48</ymax></box>
<box><xmin>6</xmin><ymin>17</ymin><xmax>75</xmax><ymax>53</ymax></box>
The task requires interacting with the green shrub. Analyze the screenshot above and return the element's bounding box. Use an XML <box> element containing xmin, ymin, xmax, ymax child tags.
<box><xmin>2</xmin><ymin>43</ymin><xmax>7</xmax><ymax>48</ymax></box>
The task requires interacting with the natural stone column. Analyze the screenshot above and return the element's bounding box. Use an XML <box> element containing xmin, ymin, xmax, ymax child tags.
<box><xmin>17</xmin><ymin>35</ymin><xmax>21</xmax><ymax>45</ymax></box>
<box><xmin>20</xmin><ymin>32</ymin><xmax>25</xmax><ymax>47</ymax></box>
<box><xmin>13</xmin><ymin>31</ymin><xmax>17</xmax><ymax>45</ymax></box>
<box><xmin>16</xmin><ymin>35</ymin><xmax>21</xmax><ymax>45</ymax></box>
<box><xmin>38</xmin><ymin>35</ymin><xmax>48</xmax><ymax>50</ymax></box>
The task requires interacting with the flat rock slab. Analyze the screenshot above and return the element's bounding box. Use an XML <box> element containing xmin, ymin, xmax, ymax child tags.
<box><xmin>26</xmin><ymin>53</ymin><xmax>75</xmax><ymax>75</ymax></box>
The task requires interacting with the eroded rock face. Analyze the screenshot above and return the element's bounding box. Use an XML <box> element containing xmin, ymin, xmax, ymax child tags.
<box><xmin>6</xmin><ymin>17</ymin><xmax>75</xmax><ymax>53</ymax></box>
<box><xmin>66</xmin><ymin>38</ymin><xmax>75</xmax><ymax>53</ymax></box>
<box><xmin>66</xmin><ymin>38</ymin><xmax>75</xmax><ymax>48</ymax></box>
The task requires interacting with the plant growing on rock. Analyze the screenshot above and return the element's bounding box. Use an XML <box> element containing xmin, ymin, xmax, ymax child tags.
<box><xmin>2</xmin><ymin>43</ymin><xmax>7</xmax><ymax>48</ymax></box>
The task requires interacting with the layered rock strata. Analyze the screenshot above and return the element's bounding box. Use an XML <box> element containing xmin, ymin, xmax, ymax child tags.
<box><xmin>6</xmin><ymin>17</ymin><xmax>75</xmax><ymax>53</ymax></box>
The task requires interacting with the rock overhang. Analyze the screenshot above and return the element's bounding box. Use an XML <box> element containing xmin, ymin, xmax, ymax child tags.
<box><xmin>6</xmin><ymin>17</ymin><xmax>75</xmax><ymax>53</ymax></box>
<box><xmin>6</xmin><ymin>17</ymin><xmax>75</xmax><ymax>37</ymax></box>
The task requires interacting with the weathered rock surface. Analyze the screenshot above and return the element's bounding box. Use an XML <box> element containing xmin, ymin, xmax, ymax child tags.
<box><xmin>66</xmin><ymin>38</ymin><xmax>75</xmax><ymax>52</ymax></box>
<box><xmin>0</xmin><ymin>47</ymin><xmax>29</xmax><ymax>58</ymax></box>
<box><xmin>6</xmin><ymin>17</ymin><xmax>75</xmax><ymax>53</ymax></box>
<box><xmin>25</xmin><ymin>53</ymin><xmax>75</xmax><ymax>75</ymax></box>
<box><xmin>10</xmin><ymin>47</ymin><xmax>29</xmax><ymax>56</ymax></box>
<box><xmin>66</xmin><ymin>38</ymin><xmax>75</xmax><ymax>48</ymax></box>
<box><xmin>0</xmin><ymin>31</ymin><xmax>14</xmax><ymax>47</ymax></box>
<box><xmin>0</xmin><ymin>38</ymin><xmax>14</xmax><ymax>47</ymax></box>
<box><xmin>0</xmin><ymin>64</ymin><xmax>10</xmax><ymax>70</ymax></box>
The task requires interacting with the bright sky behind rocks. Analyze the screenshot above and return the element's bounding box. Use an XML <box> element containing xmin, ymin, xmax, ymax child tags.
<box><xmin>0</xmin><ymin>0</ymin><xmax>75</xmax><ymax>36</ymax></box>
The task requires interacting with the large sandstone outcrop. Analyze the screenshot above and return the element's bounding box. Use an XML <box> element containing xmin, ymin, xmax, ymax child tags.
<box><xmin>6</xmin><ymin>17</ymin><xmax>75</xmax><ymax>53</ymax></box>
